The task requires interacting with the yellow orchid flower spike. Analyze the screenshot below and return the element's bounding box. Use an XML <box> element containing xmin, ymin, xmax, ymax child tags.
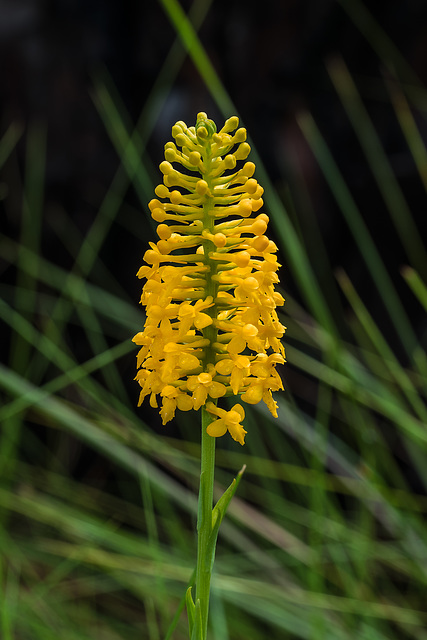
<box><xmin>133</xmin><ymin>112</ymin><xmax>285</xmax><ymax>444</ymax></box>
<box><xmin>133</xmin><ymin>113</ymin><xmax>286</xmax><ymax>640</ymax></box>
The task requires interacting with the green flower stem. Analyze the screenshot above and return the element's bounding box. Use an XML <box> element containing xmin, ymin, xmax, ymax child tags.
<box><xmin>193</xmin><ymin>134</ymin><xmax>218</xmax><ymax>639</ymax></box>
<box><xmin>196</xmin><ymin>406</ymin><xmax>216</xmax><ymax>639</ymax></box>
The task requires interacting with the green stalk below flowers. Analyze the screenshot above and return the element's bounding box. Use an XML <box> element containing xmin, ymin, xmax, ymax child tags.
<box><xmin>194</xmin><ymin>407</ymin><xmax>216</xmax><ymax>639</ymax></box>
<box><xmin>186</xmin><ymin>409</ymin><xmax>245</xmax><ymax>639</ymax></box>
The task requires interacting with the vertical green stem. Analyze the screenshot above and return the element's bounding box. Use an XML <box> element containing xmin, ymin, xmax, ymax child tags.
<box><xmin>196</xmin><ymin>407</ymin><xmax>216</xmax><ymax>639</ymax></box>
<box><xmin>194</xmin><ymin>125</ymin><xmax>218</xmax><ymax>639</ymax></box>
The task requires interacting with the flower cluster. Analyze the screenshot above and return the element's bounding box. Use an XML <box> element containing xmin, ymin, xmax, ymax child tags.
<box><xmin>133</xmin><ymin>113</ymin><xmax>285</xmax><ymax>445</ymax></box>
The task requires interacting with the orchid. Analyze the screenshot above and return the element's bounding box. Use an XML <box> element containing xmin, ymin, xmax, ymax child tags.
<box><xmin>133</xmin><ymin>113</ymin><xmax>285</xmax><ymax>640</ymax></box>
<box><xmin>133</xmin><ymin>113</ymin><xmax>285</xmax><ymax>443</ymax></box>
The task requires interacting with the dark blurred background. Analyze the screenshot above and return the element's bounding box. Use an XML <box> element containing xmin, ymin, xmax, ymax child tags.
<box><xmin>2</xmin><ymin>0</ymin><xmax>427</xmax><ymax>400</ymax></box>
<box><xmin>2</xmin><ymin>4</ymin><xmax>427</xmax><ymax>637</ymax></box>
<box><xmin>2</xmin><ymin>0</ymin><xmax>427</xmax><ymax>281</ymax></box>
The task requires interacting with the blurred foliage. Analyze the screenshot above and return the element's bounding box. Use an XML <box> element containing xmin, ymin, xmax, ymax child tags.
<box><xmin>1</xmin><ymin>1</ymin><xmax>427</xmax><ymax>639</ymax></box>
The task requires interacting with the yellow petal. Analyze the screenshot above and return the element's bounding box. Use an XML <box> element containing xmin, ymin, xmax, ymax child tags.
<box><xmin>161</xmin><ymin>385</ymin><xmax>178</xmax><ymax>398</ymax></box>
<box><xmin>231</xmin><ymin>404</ymin><xmax>245</xmax><ymax>420</ymax></box>
<box><xmin>242</xmin><ymin>323</ymin><xmax>258</xmax><ymax>338</ymax></box>
<box><xmin>193</xmin><ymin>386</ymin><xmax>207</xmax><ymax>410</ymax></box>
<box><xmin>160</xmin><ymin>398</ymin><xmax>176</xmax><ymax>425</ymax></box>
<box><xmin>206</xmin><ymin>418</ymin><xmax>227</xmax><ymax>438</ymax></box>
<box><xmin>227</xmin><ymin>335</ymin><xmax>246</xmax><ymax>355</ymax></box>
<box><xmin>263</xmin><ymin>390</ymin><xmax>279</xmax><ymax>418</ymax></box>
<box><xmin>194</xmin><ymin>313</ymin><xmax>213</xmax><ymax>329</ymax></box>
<box><xmin>215</xmin><ymin>359</ymin><xmax>234</xmax><ymax>375</ymax></box>
<box><xmin>241</xmin><ymin>385</ymin><xmax>263</xmax><ymax>404</ymax></box>
<box><xmin>205</xmin><ymin>401</ymin><xmax>221</xmax><ymax>417</ymax></box>
<box><xmin>186</xmin><ymin>376</ymin><xmax>200</xmax><ymax>392</ymax></box>
<box><xmin>209</xmin><ymin>381</ymin><xmax>227</xmax><ymax>398</ymax></box>
<box><xmin>228</xmin><ymin>423</ymin><xmax>247</xmax><ymax>446</ymax></box>
<box><xmin>198</xmin><ymin>372</ymin><xmax>213</xmax><ymax>385</ymax></box>
<box><xmin>230</xmin><ymin>368</ymin><xmax>244</xmax><ymax>395</ymax></box>
<box><xmin>235</xmin><ymin>355</ymin><xmax>250</xmax><ymax>369</ymax></box>
<box><xmin>178</xmin><ymin>303</ymin><xmax>195</xmax><ymax>318</ymax></box>
<box><xmin>179</xmin><ymin>353</ymin><xmax>200</xmax><ymax>370</ymax></box>
<box><xmin>251</xmin><ymin>363</ymin><xmax>270</xmax><ymax>378</ymax></box>
<box><xmin>176</xmin><ymin>394</ymin><xmax>193</xmax><ymax>411</ymax></box>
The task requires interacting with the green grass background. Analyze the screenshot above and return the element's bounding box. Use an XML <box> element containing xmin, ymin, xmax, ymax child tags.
<box><xmin>1</xmin><ymin>1</ymin><xmax>427</xmax><ymax>638</ymax></box>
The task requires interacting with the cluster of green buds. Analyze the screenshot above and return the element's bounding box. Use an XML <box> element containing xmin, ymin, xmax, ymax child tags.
<box><xmin>133</xmin><ymin>113</ymin><xmax>285</xmax><ymax>444</ymax></box>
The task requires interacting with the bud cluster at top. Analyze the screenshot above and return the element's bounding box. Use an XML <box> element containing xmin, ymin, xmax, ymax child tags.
<box><xmin>133</xmin><ymin>113</ymin><xmax>286</xmax><ymax>445</ymax></box>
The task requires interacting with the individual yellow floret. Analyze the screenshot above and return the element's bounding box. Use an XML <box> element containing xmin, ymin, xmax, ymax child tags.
<box><xmin>205</xmin><ymin>402</ymin><xmax>247</xmax><ymax>445</ymax></box>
